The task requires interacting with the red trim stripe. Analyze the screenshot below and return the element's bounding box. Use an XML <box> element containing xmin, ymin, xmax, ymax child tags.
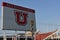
<box><xmin>2</xmin><ymin>2</ymin><xmax>35</xmax><ymax>13</ymax></box>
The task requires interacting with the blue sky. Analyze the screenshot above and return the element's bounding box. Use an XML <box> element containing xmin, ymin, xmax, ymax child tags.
<box><xmin>0</xmin><ymin>0</ymin><xmax>60</xmax><ymax>33</ymax></box>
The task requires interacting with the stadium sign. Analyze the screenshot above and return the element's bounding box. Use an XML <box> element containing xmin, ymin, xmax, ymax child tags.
<box><xmin>2</xmin><ymin>2</ymin><xmax>36</xmax><ymax>31</ymax></box>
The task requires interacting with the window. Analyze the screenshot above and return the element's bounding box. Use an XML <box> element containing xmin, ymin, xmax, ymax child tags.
<box><xmin>0</xmin><ymin>38</ymin><xmax>3</xmax><ymax>40</ymax></box>
<box><xmin>20</xmin><ymin>38</ymin><xmax>25</xmax><ymax>40</ymax></box>
<box><xmin>27</xmin><ymin>38</ymin><xmax>32</xmax><ymax>40</ymax></box>
<box><xmin>7</xmin><ymin>38</ymin><xmax>12</xmax><ymax>40</ymax></box>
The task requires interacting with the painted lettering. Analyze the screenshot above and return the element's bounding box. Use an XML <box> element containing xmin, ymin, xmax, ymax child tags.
<box><xmin>15</xmin><ymin>11</ymin><xmax>28</xmax><ymax>26</ymax></box>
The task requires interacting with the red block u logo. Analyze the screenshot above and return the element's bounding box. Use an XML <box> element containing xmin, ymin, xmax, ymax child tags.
<box><xmin>15</xmin><ymin>11</ymin><xmax>28</xmax><ymax>26</ymax></box>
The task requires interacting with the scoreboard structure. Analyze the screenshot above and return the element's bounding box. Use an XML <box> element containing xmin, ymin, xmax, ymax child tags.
<box><xmin>2</xmin><ymin>2</ymin><xmax>36</xmax><ymax>32</ymax></box>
